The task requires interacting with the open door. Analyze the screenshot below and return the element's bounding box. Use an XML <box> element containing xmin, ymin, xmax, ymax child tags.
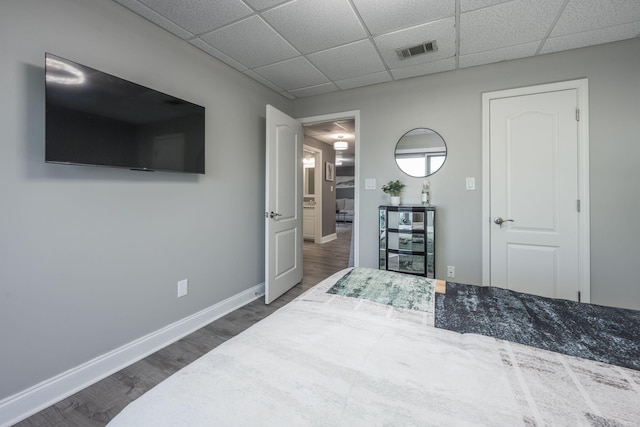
<box><xmin>265</xmin><ymin>105</ymin><xmax>303</xmax><ymax>304</ymax></box>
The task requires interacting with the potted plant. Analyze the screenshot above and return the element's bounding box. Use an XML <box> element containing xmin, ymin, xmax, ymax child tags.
<box><xmin>382</xmin><ymin>180</ymin><xmax>406</xmax><ymax>206</ymax></box>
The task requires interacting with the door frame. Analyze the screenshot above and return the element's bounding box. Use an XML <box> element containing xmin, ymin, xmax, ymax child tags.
<box><xmin>298</xmin><ymin>110</ymin><xmax>360</xmax><ymax>267</ymax></box>
<box><xmin>302</xmin><ymin>143</ymin><xmax>323</xmax><ymax>243</ymax></box>
<box><xmin>481</xmin><ymin>79</ymin><xmax>590</xmax><ymax>302</ymax></box>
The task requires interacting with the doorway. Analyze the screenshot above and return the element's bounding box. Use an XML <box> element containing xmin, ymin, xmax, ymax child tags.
<box><xmin>482</xmin><ymin>80</ymin><xmax>590</xmax><ymax>302</ymax></box>
<box><xmin>299</xmin><ymin>110</ymin><xmax>360</xmax><ymax>271</ymax></box>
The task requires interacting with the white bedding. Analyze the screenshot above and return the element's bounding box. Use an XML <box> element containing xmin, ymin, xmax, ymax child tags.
<box><xmin>108</xmin><ymin>269</ymin><xmax>640</xmax><ymax>426</ymax></box>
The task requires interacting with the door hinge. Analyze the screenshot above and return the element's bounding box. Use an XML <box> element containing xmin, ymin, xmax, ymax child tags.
<box><xmin>576</xmin><ymin>108</ymin><xmax>580</xmax><ymax>121</ymax></box>
<box><xmin>577</xmin><ymin>199</ymin><xmax>581</xmax><ymax>212</ymax></box>
<box><xmin>578</xmin><ymin>291</ymin><xmax>581</xmax><ymax>302</ymax></box>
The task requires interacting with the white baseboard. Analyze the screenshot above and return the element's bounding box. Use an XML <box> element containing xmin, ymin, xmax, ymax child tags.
<box><xmin>320</xmin><ymin>233</ymin><xmax>337</xmax><ymax>243</ymax></box>
<box><xmin>0</xmin><ymin>282</ymin><xmax>265</xmax><ymax>427</ymax></box>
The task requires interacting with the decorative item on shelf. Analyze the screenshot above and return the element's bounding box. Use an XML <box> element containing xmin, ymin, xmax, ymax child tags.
<box><xmin>382</xmin><ymin>180</ymin><xmax>406</xmax><ymax>206</ymax></box>
<box><xmin>421</xmin><ymin>180</ymin><xmax>431</xmax><ymax>206</ymax></box>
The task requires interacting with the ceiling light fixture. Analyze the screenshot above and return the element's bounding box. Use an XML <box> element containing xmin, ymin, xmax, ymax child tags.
<box><xmin>333</xmin><ymin>136</ymin><xmax>348</xmax><ymax>151</ymax></box>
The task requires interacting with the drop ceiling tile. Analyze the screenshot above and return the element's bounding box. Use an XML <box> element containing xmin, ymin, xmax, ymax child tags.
<box><xmin>390</xmin><ymin>57</ymin><xmax>456</xmax><ymax>80</ymax></box>
<box><xmin>551</xmin><ymin>0</ymin><xmax>640</xmax><ymax>37</ymax></box>
<box><xmin>243</xmin><ymin>0</ymin><xmax>289</xmax><ymax>11</ymax></box>
<box><xmin>288</xmin><ymin>83</ymin><xmax>340</xmax><ymax>98</ymax></box>
<box><xmin>541</xmin><ymin>21</ymin><xmax>640</xmax><ymax>54</ymax></box>
<box><xmin>334</xmin><ymin>71</ymin><xmax>392</xmax><ymax>90</ymax></box>
<box><xmin>200</xmin><ymin>16</ymin><xmax>298</xmax><ymax>69</ymax></box>
<box><xmin>460</xmin><ymin>0</ymin><xmax>511</xmax><ymax>13</ymax></box>
<box><xmin>253</xmin><ymin>57</ymin><xmax>329</xmax><ymax>90</ymax></box>
<box><xmin>113</xmin><ymin>0</ymin><xmax>194</xmax><ymax>39</ymax></box>
<box><xmin>307</xmin><ymin>40</ymin><xmax>386</xmax><ymax>81</ymax></box>
<box><xmin>459</xmin><ymin>41</ymin><xmax>539</xmax><ymax>68</ymax></box>
<box><xmin>352</xmin><ymin>0</ymin><xmax>454</xmax><ymax>36</ymax></box>
<box><xmin>138</xmin><ymin>0</ymin><xmax>252</xmax><ymax>34</ymax></box>
<box><xmin>189</xmin><ymin>38</ymin><xmax>248</xmax><ymax>71</ymax></box>
<box><xmin>262</xmin><ymin>0</ymin><xmax>367</xmax><ymax>54</ymax></box>
<box><xmin>374</xmin><ymin>18</ymin><xmax>456</xmax><ymax>69</ymax></box>
<box><xmin>460</xmin><ymin>0</ymin><xmax>565</xmax><ymax>55</ymax></box>
<box><xmin>116</xmin><ymin>0</ymin><xmax>640</xmax><ymax>97</ymax></box>
<box><xmin>243</xmin><ymin>70</ymin><xmax>285</xmax><ymax>92</ymax></box>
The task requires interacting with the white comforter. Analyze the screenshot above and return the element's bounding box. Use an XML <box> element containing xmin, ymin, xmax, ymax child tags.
<box><xmin>109</xmin><ymin>269</ymin><xmax>640</xmax><ymax>426</ymax></box>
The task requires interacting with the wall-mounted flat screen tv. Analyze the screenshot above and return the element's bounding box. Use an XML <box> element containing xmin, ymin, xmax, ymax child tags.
<box><xmin>45</xmin><ymin>53</ymin><xmax>205</xmax><ymax>174</ymax></box>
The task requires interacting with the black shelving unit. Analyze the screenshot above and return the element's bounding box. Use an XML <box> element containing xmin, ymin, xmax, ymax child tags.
<box><xmin>379</xmin><ymin>205</ymin><xmax>435</xmax><ymax>278</ymax></box>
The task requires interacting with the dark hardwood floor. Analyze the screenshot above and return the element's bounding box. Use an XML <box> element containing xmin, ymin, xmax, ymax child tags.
<box><xmin>14</xmin><ymin>225</ymin><xmax>352</xmax><ymax>426</ymax></box>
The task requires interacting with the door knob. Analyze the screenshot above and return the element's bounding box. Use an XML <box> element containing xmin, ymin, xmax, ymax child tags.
<box><xmin>269</xmin><ymin>211</ymin><xmax>283</xmax><ymax>219</ymax></box>
<box><xmin>494</xmin><ymin>217</ymin><xmax>514</xmax><ymax>225</ymax></box>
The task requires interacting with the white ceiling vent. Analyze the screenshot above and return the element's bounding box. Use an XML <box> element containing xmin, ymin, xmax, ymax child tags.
<box><xmin>396</xmin><ymin>41</ymin><xmax>438</xmax><ymax>60</ymax></box>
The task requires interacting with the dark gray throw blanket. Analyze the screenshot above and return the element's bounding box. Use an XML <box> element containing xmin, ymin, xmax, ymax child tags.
<box><xmin>435</xmin><ymin>282</ymin><xmax>640</xmax><ymax>371</ymax></box>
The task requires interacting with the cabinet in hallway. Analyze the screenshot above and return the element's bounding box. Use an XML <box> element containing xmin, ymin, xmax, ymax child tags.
<box><xmin>303</xmin><ymin>205</ymin><xmax>315</xmax><ymax>240</ymax></box>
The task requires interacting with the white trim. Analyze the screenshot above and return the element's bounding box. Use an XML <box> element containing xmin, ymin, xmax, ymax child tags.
<box><xmin>320</xmin><ymin>233</ymin><xmax>337</xmax><ymax>244</ymax></box>
<box><xmin>0</xmin><ymin>282</ymin><xmax>265</xmax><ymax>427</ymax></box>
<box><xmin>302</xmin><ymin>143</ymin><xmax>323</xmax><ymax>243</ymax></box>
<box><xmin>481</xmin><ymin>79</ymin><xmax>590</xmax><ymax>302</ymax></box>
<box><xmin>298</xmin><ymin>110</ymin><xmax>360</xmax><ymax>267</ymax></box>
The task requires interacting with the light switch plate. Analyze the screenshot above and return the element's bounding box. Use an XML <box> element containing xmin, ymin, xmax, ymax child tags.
<box><xmin>466</xmin><ymin>177</ymin><xmax>475</xmax><ymax>190</ymax></box>
<box><xmin>365</xmin><ymin>178</ymin><xmax>376</xmax><ymax>190</ymax></box>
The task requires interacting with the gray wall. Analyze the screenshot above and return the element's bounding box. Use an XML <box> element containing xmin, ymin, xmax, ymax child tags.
<box><xmin>293</xmin><ymin>37</ymin><xmax>640</xmax><ymax>311</ymax></box>
<box><xmin>303</xmin><ymin>136</ymin><xmax>336</xmax><ymax>236</ymax></box>
<box><xmin>0</xmin><ymin>0</ymin><xmax>290</xmax><ymax>400</ymax></box>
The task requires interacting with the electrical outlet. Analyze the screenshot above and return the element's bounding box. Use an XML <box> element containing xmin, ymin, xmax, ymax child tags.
<box><xmin>447</xmin><ymin>266</ymin><xmax>455</xmax><ymax>278</ymax></box>
<box><xmin>177</xmin><ymin>279</ymin><xmax>188</xmax><ymax>298</ymax></box>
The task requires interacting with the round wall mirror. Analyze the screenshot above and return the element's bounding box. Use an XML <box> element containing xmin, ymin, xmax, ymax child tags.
<box><xmin>394</xmin><ymin>128</ymin><xmax>447</xmax><ymax>177</ymax></box>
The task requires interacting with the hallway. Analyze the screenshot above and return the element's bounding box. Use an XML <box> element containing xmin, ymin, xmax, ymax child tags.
<box><xmin>299</xmin><ymin>223</ymin><xmax>352</xmax><ymax>294</ymax></box>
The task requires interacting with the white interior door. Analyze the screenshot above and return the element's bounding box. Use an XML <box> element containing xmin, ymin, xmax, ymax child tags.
<box><xmin>489</xmin><ymin>89</ymin><xmax>581</xmax><ymax>300</ymax></box>
<box><xmin>265</xmin><ymin>105</ymin><xmax>303</xmax><ymax>304</ymax></box>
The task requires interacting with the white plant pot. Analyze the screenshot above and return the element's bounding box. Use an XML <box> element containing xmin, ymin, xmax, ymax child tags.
<box><xmin>390</xmin><ymin>196</ymin><xmax>400</xmax><ymax>206</ymax></box>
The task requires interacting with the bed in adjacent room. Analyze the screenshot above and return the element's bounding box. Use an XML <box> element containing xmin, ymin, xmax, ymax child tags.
<box><xmin>108</xmin><ymin>268</ymin><xmax>640</xmax><ymax>426</ymax></box>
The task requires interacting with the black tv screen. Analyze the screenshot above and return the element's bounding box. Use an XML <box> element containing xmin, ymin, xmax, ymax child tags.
<box><xmin>45</xmin><ymin>53</ymin><xmax>205</xmax><ymax>174</ymax></box>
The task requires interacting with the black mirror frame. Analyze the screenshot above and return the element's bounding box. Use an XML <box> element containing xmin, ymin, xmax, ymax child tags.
<box><xmin>394</xmin><ymin>128</ymin><xmax>447</xmax><ymax>178</ymax></box>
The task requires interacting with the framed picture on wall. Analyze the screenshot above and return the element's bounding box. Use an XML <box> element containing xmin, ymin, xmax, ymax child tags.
<box><xmin>325</xmin><ymin>162</ymin><xmax>335</xmax><ymax>181</ymax></box>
